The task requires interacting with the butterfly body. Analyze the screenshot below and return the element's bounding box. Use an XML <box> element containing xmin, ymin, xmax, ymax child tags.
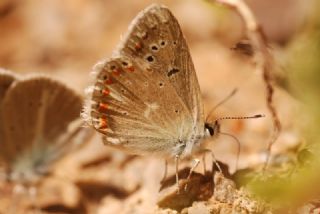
<box><xmin>83</xmin><ymin>4</ymin><xmax>210</xmax><ymax>159</ymax></box>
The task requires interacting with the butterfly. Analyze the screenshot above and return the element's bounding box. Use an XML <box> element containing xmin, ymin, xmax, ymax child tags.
<box><xmin>0</xmin><ymin>69</ymin><xmax>89</xmax><ymax>185</ymax></box>
<box><xmin>82</xmin><ymin>4</ymin><xmax>262</xmax><ymax>189</ymax></box>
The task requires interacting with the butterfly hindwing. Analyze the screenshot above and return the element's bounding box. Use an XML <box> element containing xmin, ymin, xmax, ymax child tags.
<box><xmin>85</xmin><ymin>56</ymin><xmax>195</xmax><ymax>155</ymax></box>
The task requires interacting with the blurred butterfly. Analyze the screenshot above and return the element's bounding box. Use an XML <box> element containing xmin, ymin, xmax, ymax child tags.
<box><xmin>82</xmin><ymin>4</ymin><xmax>262</xmax><ymax>190</ymax></box>
<box><xmin>0</xmin><ymin>69</ymin><xmax>90</xmax><ymax>185</ymax></box>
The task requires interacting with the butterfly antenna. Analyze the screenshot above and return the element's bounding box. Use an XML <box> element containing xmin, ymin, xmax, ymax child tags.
<box><xmin>214</xmin><ymin>114</ymin><xmax>265</xmax><ymax>171</ymax></box>
<box><xmin>206</xmin><ymin>88</ymin><xmax>238</xmax><ymax>122</ymax></box>
<box><xmin>204</xmin><ymin>115</ymin><xmax>264</xmax><ymax>176</ymax></box>
<box><xmin>216</xmin><ymin>114</ymin><xmax>265</xmax><ymax>122</ymax></box>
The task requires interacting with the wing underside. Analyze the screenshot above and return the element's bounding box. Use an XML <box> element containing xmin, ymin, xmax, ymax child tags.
<box><xmin>83</xmin><ymin>4</ymin><xmax>205</xmax><ymax>156</ymax></box>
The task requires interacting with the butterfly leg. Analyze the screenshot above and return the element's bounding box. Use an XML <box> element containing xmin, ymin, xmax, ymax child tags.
<box><xmin>201</xmin><ymin>149</ymin><xmax>222</xmax><ymax>173</ymax></box>
<box><xmin>160</xmin><ymin>159</ymin><xmax>168</xmax><ymax>184</ymax></box>
<box><xmin>184</xmin><ymin>158</ymin><xmax>200</xmax><ymax>191</ymax></box>
<box><xmin>202</xmin><ymin>153</ymin><xmax>207</xmax><ymax>174</ymax></box>
<box><xmin>174</xmin><ymin>155</ymin><xmax>180</xmax><ymax>193</ymax></box>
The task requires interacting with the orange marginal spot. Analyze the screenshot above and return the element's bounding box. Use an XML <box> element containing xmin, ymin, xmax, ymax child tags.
<box><xmin>105</xmin><ymin>78</ymin><xmax>113</xmax><ymax>84</ymax></box>
<box><xmin>127</xmin><ymin>66</ymin><xmax>135</xmax><ymax>72</ymax></box>
<box><xmin>102</xmin><ymin>88</ymin><xmax>110</xmax><ymax>96</ymax></box>
<box><xmin>112</xmin><ymin>69</ymin><xmax>121</xmax><ymax>76</ymax></box>
<box><xmin>99</xmin><ymin>117</ymin><xmax>108</xmax><ymax>129</ymax></box>
<box><xmin>99</xmin><ymin>103</ymin><xmax>108</xmax><ymax>111</ymax></box>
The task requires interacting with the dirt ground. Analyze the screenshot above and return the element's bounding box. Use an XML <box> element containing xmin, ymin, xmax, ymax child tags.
<box><xmin>0</xmin><ymin>0</ymin><xmax>316</xmax><ymax>213</ymax></box>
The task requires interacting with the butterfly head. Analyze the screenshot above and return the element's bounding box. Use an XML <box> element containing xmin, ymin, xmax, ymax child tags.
<box><xmin>204</xmin><ymin>114</ymin><xmax>265</xmax><ymax>138</ymax></box>
<box><xmin>204</xmin><ymin>120</ymin><xmax>220</xmax><ymax>138</ymax></box>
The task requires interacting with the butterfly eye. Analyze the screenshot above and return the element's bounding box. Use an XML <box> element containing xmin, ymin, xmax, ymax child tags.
<box><xmin>159</xmin><ymin>82</ymin><xmax>164</xmax><ymax>88</ymax></box>
<box><xmin>173</xmin><ymin>41</ymin><xmax>177</xmax><ymax>46</ymax></box>
<box><xmin>205</xmin><ymin>123</ymin><xmax>214</xmax><ymax>136</ymax></box>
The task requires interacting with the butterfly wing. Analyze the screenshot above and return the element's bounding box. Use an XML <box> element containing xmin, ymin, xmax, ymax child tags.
<box><xmin>84</xmin><ymin>56</ymin><xmax>193</xmax><ymax>156</ymax></box>
<box><xmin>0</xmin><ymin>69</ymin><xmax>16</xmax><ymax>100</ymax></box>
<box><xmin>0</xmin><ymin>76</ymin><xmax>84</xmax><ymax>181</ymax></box>
<box><xmin>118</xmin><ymin>4</ymin><xmax>205</xmax><ymax>135</ymax></box>
<box><xmin>0</xmin><ymin>69</ymin><xmax>17</xmax><ymax>161</ymax></box>
<box><xmin>83</xmin><ymin>4</ymin><xmax>204</xmax><ymax>157</ymax></box>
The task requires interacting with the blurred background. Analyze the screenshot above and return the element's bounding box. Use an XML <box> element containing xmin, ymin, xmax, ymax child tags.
<box><xmin>0</xmin><ymin>0</ymin><xmax>318</xmax><ymax>213</ymax></box>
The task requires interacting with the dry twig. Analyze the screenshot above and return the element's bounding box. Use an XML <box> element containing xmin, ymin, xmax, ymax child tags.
<box><xmin>211</xmin><ymin>0</ymin><xmax>281</xmax><ymax>170</ymax></box>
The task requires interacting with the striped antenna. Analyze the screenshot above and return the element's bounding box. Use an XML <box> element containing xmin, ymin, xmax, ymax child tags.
<box><xmin>216</xmin><ymin>114</ymin><xmax>265</xmax><ymax>122</ymax></box>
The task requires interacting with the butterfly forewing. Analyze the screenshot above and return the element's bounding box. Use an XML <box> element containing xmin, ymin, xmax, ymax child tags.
<box><xmin>118</xmin><ymin>4</ymin><xmax>205</xmax><ymax>133</ymax></box>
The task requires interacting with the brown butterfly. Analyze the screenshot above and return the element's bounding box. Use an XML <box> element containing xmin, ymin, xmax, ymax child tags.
<box><xmin>0</xmin><ymin>69</ymin><xmax>89</xmax><ymax>185</ymax></box>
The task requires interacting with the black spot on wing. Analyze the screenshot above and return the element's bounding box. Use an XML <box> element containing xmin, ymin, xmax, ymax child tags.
<box><xmin>167</xmin><ymin>68</ymin><xmax>180</xmax><ymax>77</ymax></box>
